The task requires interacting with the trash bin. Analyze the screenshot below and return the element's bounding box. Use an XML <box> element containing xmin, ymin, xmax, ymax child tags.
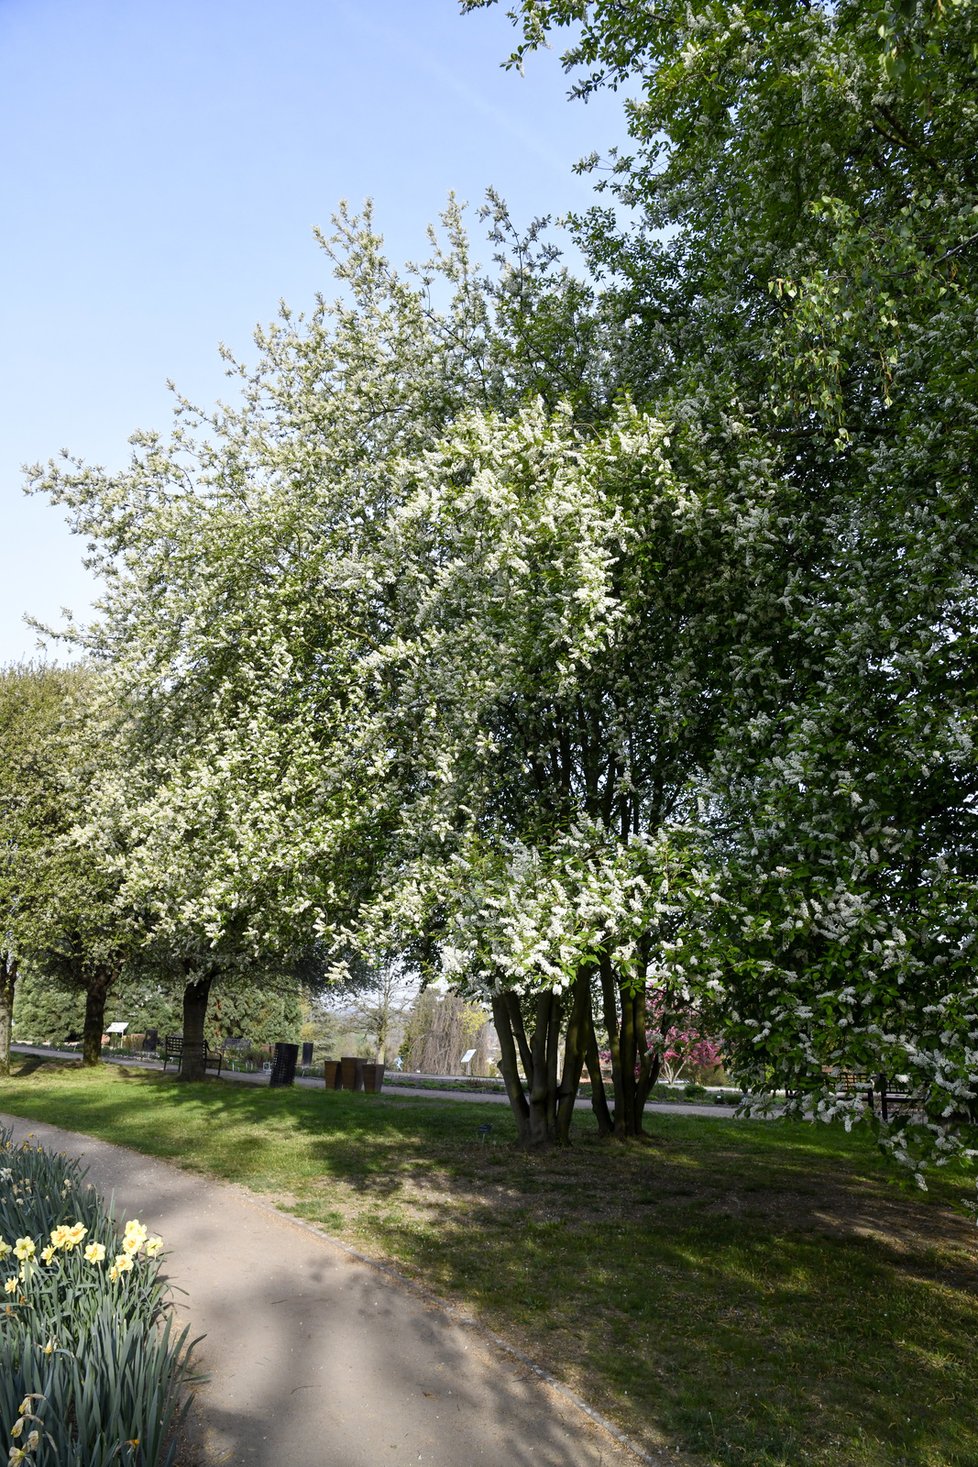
<box><xmin>269</xmin><ymin>1042</ymin><xmax>299</xmax><ymax>1087</ymax></box>
<box><xmin>301</xmin><ymin>1041</ymin><xmax>314</xmax><ymax>1068</ymax></box>
<box><xmin>340</xmin><ymin>1056</ymin><xmax>364</xmax><ymax>1091</ymax></box>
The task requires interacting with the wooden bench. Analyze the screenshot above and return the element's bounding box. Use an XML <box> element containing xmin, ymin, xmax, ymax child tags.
<box><xmin>162</xmin><ymin>1036</ymin><xmax>225</xmax><ymax>1076</ymax></box>
<box><xmin>834</xmin><ymin>1071</ymin><xmax>923</xmax><ymax>1123</ymax></box>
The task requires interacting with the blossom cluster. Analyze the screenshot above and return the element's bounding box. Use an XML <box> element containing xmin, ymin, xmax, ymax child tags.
<box><xmin>1</xmin><ymin>1218</ymin><xmax>162</xmax><ymax>1300</ymax></box>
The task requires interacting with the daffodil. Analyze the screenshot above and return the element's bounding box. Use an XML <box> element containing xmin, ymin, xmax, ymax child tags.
<box><xmin>49</xmin><ymin>1225</ymin><xmax>71</xmax><ymax>1249</ymax></box>
<box><xmin>123</xmin><ymin>1220</ymin><xmax>148</xmax><ymax>1252</ymax></box>
<box><xmin>12</xmin><ymin>1238</ymin><xmax>34</xmax><ymax>1262</ymax></box>
<box><xmin>109</xmin><ymin>1253</ymin><xmax>133</xmax><ymax>1282</ymax></box>
<box><xmin>61</xmin><ymin>1222</ymin><xmax>86</xmax><ymax>1251</ymax></box>
<box><xmin>0</xmin><ymin>1241</ymin><xmax>10</xmax><ymax>1260</ymax></box>
<box><xmin>145</xmin><ymin>1235</ymin><xmax>164</xmax><ymax>1259</ymax></box>
<box><xmin>84</xmin><ymin>1242</ymin><xmax>106</xmax><ymax>1265</ymax></box>
<box><xmin>4</xmin><ymin>1278</ymin><xmax>18</xmax><ymax>1295</ymax></box>
<box><xmin>40</xmin><ymin>1246</ymin><xmax>55</xmax><ymax>1265</ymax></box>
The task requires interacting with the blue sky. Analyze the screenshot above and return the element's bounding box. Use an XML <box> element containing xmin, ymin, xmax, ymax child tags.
<box><xmin>1</xmin><ymin>0</ymin><xmax>624</xmax><ymax>662</ymax></box>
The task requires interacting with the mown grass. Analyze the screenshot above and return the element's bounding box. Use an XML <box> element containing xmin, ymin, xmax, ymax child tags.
<box><xmin>1</xmin><ymin>1058</ymin><xmax>976</xmax><ymax>1467</ymax></box>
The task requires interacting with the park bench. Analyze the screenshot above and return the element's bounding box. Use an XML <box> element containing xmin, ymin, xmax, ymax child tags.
<box><xmin>833</xmin><ymin>1071</ymin><xmax>923</xmax><ymax>1123</ymax></box>
<box><xmin>162</xmin><ymin>1036</ymin><xmax>225</xmax><ymax>1076</ymax></box>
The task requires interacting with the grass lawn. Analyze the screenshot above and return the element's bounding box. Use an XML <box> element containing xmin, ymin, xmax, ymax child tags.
<box><xmin>1</xmin><ymin>1058</ymin><xmax>976</xmax><ymax>1467</ymax></box>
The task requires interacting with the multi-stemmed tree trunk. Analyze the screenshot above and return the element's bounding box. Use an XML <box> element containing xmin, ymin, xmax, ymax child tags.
<box><xmin>492</xmin><ymin>960</ymin><xmax>665</xmax><ymax>1148</ymax></box>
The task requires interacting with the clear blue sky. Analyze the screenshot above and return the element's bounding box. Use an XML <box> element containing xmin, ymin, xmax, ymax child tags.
<box><xmin>1</xmin><ymin>0</ymin><xmax>625</xmax><ymax>663</ymax></box>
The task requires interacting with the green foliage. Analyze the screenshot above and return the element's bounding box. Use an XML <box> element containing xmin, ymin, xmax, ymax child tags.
<box><xmin>11</xmin><ymin>977</ymin><xmax>86</xmax><ymax>1047</ymax></box>
<box><xmin>205</xmin><ymin>981</ymin><xmax>301</xmax><ymax>1047</ymax></box>
<box><xmin>12</xmin><ymin>972</ymin><xmax>304</xmax><ymax>1052</ymax></box>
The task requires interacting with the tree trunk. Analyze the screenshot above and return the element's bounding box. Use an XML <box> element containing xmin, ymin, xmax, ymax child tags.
<box><xmin>556</xmin><ymin>968</ymin><xmax>591</xmax><ymax>1144</ymax></box>
<box><xmin>492</xmin><ymin>992</ymin><xmax>531</xmax><ymax>1139</ymax></box>
<box><xmin>583</xmin><ymin>1007</ymin><xmax>614</xmax><ymax>1138</ymax></box>
<box><xmin>82</xmin><ymin>974</ymin><xmax>111</xmax><ymax>1066</ymax></box>
<box><xmin>0</xmin><ymin>960</ymin><xmax>17</xmax><ymax>1078</ymax></box>
<box><xmin>634</xmin><ymin>986</ymin><xmax>661</xmax><ymax>1125</ymax></box>
<box><xmin>600</xmin><ymin>954</ymin><xmax>628</xmax><ymax>1137</ymax></box>
<box><xmin>618</xmin><ymin>982</ymin><xmax>639</xmax><ymax>1134</ymax></box>
<box><xmin>492</xmin><ymin>988</ymin><xmax>565</xmax><ymax>1148</ymax></box>
<box><xmin>180</xmin><ymin>975</ymin><xmax>213</xmax><ymax>1081</ymax></box>
<box><xmin>527</xmin><ymin>992</ymin><xmax>556</xmax><ymax>1145</ymax></box>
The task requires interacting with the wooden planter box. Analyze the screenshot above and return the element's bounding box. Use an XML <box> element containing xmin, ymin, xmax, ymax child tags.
<box><xmin>362</xmin><ymin>1062</ymin><xmax>386</xmax><ymax>1094</ymax></box>
<box><xmin>340</xmin><ymin>1056</ymin><xmax>364</xmax><ymax>1091</ymax></box>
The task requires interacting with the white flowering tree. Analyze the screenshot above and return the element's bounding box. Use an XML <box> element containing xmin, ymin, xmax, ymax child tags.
<box><xmin>465</xmin><ymin>0</ymin><xmax>978</xmax><ymax>1169</ymax></box>
<box><xmin>31</xmin><ymin>200</ymin><xmax>800</xmax><ymax>1135</ymax></box>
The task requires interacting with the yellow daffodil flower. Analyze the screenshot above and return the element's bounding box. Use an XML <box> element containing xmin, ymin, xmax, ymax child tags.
<box><xmin>145</xmin><ymin>1235</ymin><xmax>163</xmax><ymax>1258</ymax></box>
<box><xmin>4</xmin><ymin>1278</ymin><xmax>18</xmax><ymax>1295</ymax></box>
<box><xmin>84</xmin><ymin>1242</ymin><xmax>106</xmax><ymax>1265</ymax></box>
<box><xmin>12</xmin><ymin>1238</ymin><xmax>35</xmax><ymax>1262</ymax></box>
<box><xmin>123</xmin><ymin>1220</ymin><xmax>148</xmax><ymax>1250</ymax></box>
<box><xmin>40</xmin><ymin>1246</ymin><xmax>55</xmax><ymax>1265</ymax></box>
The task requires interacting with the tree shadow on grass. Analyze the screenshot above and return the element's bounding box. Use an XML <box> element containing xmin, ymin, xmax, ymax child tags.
<box><xmin>4</xmin><ymin>1059</ymin><xmax>978</xmax><ymax>1467</ymax></box>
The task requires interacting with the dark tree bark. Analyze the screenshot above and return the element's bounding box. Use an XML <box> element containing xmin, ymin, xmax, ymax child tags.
<box><xmin>493</xmin><ymin>972</ymin><xmax>595</xmax><ymax>1148</ymax></box>
<box><xmin>526</xmin><ymin>991</ymin><xmax>557</xmax><ymax>1146</ymax></box>
<box><xmin>586</xmin><ymin>953</ymin><xmax>659</xmax><ymax>1138</ymax></box>
<box><xmin>180</xmin><ymin>973</ymin><xmax>214</xmax><ymax>1080</ymax></box>
<box><xmin>556</xmin><ymin>968</ymin><xmax>591</xmax><ymax>1144</ymax></box>
<box><xmin>599</xmin><ymin>953</ymin><xmax>627</xmax><ymax>1136</ymax></box>
<box><xmin>82</xmin><ymin>972</ymin><xmax>112</xmax><ymax>1066</ymax></box>
<box><xmin>0</xmin><ymin>960</ymin><xmax>17</xmax><ymax>1078</ymax></box>
<box><xmin>583</xmin><ymin>1005</ymin><xmax>614</xmax><ymax>1137</ymax></box>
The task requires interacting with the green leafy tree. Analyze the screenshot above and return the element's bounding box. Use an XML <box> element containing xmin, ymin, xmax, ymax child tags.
<box><xmin>11</xmin><ymin>974</ymin><xmax>87</xmax><ymax>1047</ymax></box>
<box><xmin>0</xmin><ymin>664</ymin><xmax>144</xmax><ymax>1069</ymax></box>
<box><xmin>0</xmin><ymin>665</ymin><xmax>84</xmax><ymax>1072</ymax></box>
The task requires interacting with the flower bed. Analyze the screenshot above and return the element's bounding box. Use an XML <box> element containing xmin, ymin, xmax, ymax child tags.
<box><xmin>0</xmin><ymin>1126</ymin><xmax>197</xmax><ymax>1466</ymax></box>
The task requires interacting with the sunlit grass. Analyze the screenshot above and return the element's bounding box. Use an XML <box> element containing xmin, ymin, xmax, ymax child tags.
<box><xmin>1</xmin><ymin>1059</ymin><xmax>975</xmax><ymax>1467</ymax></box>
